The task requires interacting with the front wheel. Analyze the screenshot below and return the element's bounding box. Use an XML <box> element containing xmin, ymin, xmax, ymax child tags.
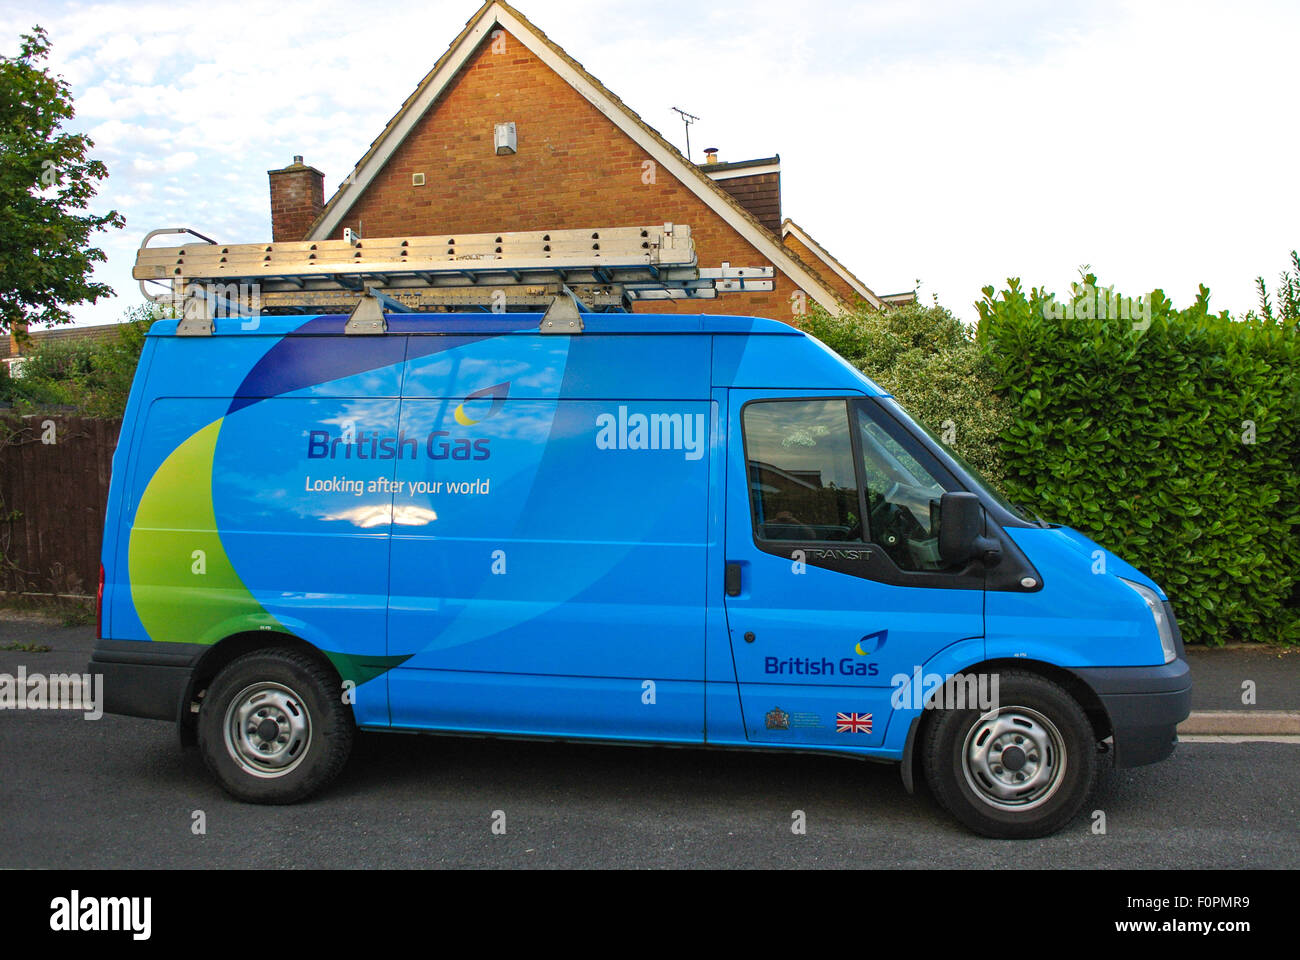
<box><xmin>198</xmin><ymin>648</ymin><xmax>354</xmax><ymax>804</ymax></box>
<box><xmin>922</xmin><ymin>671</ymin><xmax>1098</xmax><ymax>838</ymax></box>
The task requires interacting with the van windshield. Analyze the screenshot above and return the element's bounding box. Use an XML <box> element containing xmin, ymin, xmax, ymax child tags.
<box><xmin>877</xmin><ymin>397</ymin><xmax>1045</xmax><ymax>527</ymax></box>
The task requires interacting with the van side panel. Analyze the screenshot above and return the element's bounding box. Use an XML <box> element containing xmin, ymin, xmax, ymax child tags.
<box><xmin>386</xmin><ymin>333</ymin><xmax>712</xmax><ymax>742</ymax></box>
<box><xmin>211</xmin><ymin>394</ymin><xmax>399</xmax><ymax>721</ymax></box>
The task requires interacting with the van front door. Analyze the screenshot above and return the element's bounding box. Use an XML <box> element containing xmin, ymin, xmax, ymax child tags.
<box><xmin>722</xmin><ymin>392</ymin><xmax>984</xmax><ymax>747</ymax></box>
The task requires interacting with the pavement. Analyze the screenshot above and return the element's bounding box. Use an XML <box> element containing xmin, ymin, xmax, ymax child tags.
<box><xmin>1</xmin><ymin>613</ymin><xmax>1297</xmax><ymax>735</ymax></box>
<box><xmin>1179</xmin><ymin>644</ymin><xmax>1299</xmax><ymax>735</ymax></box>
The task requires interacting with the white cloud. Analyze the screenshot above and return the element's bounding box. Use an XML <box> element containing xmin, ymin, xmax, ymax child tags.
<box><xmin>132</xmin><ymin>151</ymin><xmax>197</xmax><ymax>173</ymax></box>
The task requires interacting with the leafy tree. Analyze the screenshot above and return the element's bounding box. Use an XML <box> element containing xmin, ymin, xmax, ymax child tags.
<box><xmin>0</xmin><ymin>26</ymin><xmax>124</xmax><ymax>336</ymax></box>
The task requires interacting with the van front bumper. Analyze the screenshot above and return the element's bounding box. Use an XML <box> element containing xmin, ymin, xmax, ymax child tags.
<box><xmin>88</xmin><ymin>639</ymin><xmax>205</xmax><ymax>723</ymax></box>
<box><xmin>1070</xmin><ymin>657</ymin><xmax>1192</xmax><ymax>768</ymax></box>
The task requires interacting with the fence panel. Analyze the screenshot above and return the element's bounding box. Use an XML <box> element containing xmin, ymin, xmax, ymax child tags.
<box><xmin>0</xmin><ymin>415</ymin><xmax>121</xmax><ymax>597</ymax></box>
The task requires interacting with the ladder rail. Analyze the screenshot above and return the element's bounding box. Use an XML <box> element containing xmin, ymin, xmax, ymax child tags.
<box><xmin>136</xmin><ymin>227</ymin><xmax>218</xmax><ymax>303</ymax></box>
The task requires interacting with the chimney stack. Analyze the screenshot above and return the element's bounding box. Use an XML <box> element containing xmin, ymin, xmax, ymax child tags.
<box><xmin>703</xmin><ymin>147</ymin><xmax>719</xmax><ymax>164</ymax></box>
<box><xmin>700</xmin><ymin>154</ymin><xmax>782</xmax><ymax>233</ymax></box>
<box><xmin>268</xmin><ymin>156</ymin><xmax>325</xmax><ymax>242</ymax></box>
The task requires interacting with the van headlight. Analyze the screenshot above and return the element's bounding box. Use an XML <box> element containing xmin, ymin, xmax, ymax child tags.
<box><xmin>1120</xmin><ymin>578</ymin><xmax>1177</xmax><ymax>664</ymax></box>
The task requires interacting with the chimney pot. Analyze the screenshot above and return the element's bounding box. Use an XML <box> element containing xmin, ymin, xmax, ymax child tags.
<box><xmin>293</xmin><ymin>155</ymin><xmax>303</xmax><ymax>164</ymax></box>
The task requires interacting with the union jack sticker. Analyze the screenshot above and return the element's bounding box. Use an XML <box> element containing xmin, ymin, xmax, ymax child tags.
<box><xmin>836</xmin><ymin>712</ymin><xmax>872</xmax><ymax>733</ymax></box>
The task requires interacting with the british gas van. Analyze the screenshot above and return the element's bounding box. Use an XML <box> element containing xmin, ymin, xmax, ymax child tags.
<box><xmin>90</xmin><ymin>312</ymin><xmax>1191</xmax><ymax>838</ymax></box>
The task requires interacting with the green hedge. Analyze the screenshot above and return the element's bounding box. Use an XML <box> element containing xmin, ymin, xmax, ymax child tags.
<box><xmin>977</xmin><ymin>276</ymin><xmax>1299</xmax><ymax>645</ymax></box>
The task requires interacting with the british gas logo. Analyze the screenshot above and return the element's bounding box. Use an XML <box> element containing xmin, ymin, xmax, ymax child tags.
<box><xmin>306</xmin><ymin>381</ymin><xmax>510</xmax><ymax>462</ymax></box>
<box><xmin>855</xmin><ymin>629</ymin><xmax>887</xmax><ymax>657</ymax></box>
<box><xmin>453</xmin><ymin>381</ymin><xmax>509</xmax><ymax>426</ymax></box>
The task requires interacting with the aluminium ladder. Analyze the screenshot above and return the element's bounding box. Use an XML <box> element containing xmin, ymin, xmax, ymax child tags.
<box><xmin>132</xmin><ymin>224</ymin><xmax>775</xmax><ymax>333</ymax></box>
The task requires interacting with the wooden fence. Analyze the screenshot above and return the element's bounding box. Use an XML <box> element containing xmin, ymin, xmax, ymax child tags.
<box><xmin>0</xmin><ymin>414</ymin><xmax>121</xmax><ymax>597</ymax></box>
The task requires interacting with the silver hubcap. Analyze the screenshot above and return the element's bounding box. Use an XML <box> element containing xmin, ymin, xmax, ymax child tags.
<box><xmin>962</xmin><ymin>706</ymin><xmax>1066</xmax><ymax>811</ymax></box>
<box><xmin>223</xmin><ymin>682</ymin><xmax>312</xmax><ymax>778</ymax></box>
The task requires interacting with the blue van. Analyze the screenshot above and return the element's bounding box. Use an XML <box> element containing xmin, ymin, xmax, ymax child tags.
<box><xmin>90</xmin><ymin>312</ymin><xmax>1190</xmax><ymax>838</ymax></box>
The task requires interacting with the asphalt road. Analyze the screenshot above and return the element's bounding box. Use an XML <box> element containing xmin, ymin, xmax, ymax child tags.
<box><xmin>2</xmin><ymin>616</ymin><xmax>1298</xmax><ymax>869</ymax></box>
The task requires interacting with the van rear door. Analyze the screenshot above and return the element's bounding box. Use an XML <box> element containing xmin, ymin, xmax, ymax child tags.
<box><xmin>721</xmin><ymin>391</ymin><xmax>984</xmax><ymax>747</ymax></box>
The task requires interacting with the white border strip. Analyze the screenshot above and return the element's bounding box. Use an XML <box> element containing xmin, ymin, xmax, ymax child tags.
<box><xmin>704</xmin><ymin>162</ymin><xmax>781</xmax><ymax>182</ymax></box>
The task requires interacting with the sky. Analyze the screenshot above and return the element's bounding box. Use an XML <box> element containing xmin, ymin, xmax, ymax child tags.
<box><xmin>3</xmin><ymin>0</ymin><xmax>1297</xmax><ymax>327</ymax></box>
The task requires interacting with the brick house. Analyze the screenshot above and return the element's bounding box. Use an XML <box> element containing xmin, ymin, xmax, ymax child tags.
<box><xmin>267</xmin><ymin>0</ymin><xmax>912</xmax><ymax>321</ymax></box>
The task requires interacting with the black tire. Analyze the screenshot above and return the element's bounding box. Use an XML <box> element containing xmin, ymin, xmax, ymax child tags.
<box><xmin>197</xmin><ymin>647</ymin><xmax>354</xmax><ymax>804</ymax></box>
<box><xmin>922</xmin><ymin>670</ymin><xmax>1098</xmax><ymax>839</ymax></box>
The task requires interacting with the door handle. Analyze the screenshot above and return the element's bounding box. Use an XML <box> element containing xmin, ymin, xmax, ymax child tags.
<box><xmin>725</xmin><ymin>563</ymin><xmax>742</xmax><ymax>597</ymax></box>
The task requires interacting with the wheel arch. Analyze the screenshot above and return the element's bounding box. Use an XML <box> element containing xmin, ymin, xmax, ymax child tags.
<box><xmin>177</xmin><ymin>632</ymin><xmax>346</xmax><ymax>746</ymax></box>
<box><xmin>905</xmin><ymin>657</ymin><xmax>1113</xmax><ymax>793</ymax></box>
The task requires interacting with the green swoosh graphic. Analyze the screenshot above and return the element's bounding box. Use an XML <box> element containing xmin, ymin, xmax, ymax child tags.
<box><xmin>324</xmin><ymin>652</ymin><xmax>413</xmax><ymax>688</ymax></box>
<box><xmin>127</xmin><ymin>416</ymin><xmax>406</xmax><ymax>687</ymax></box>
<box><xmin>129</xmin><ymin>417</ymin><xmax>279</xmax><ymax>646</ymax></box>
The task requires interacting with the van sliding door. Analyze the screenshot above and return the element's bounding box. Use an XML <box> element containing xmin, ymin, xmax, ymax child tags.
<box><xmin>385</xmin><ymin>333</ymin><xmax>711</xmax><ymax>743</ymax></box>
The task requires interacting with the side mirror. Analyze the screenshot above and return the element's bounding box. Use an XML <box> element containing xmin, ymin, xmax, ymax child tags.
<box><xmin>939</xmin><ymin>491</ymin><xmax>996</xmax><ymax>566</ymax></box>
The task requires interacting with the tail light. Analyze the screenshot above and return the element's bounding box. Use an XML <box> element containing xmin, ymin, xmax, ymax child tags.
<box><xmin>96</xmin><ymin>564</ymin><xmax>105</xmax><ymax>640</ymax></box>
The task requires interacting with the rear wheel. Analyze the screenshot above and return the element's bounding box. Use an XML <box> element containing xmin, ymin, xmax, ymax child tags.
<box><xmin>922</xmin><ymin>671</ymin><xmax>1098</xmax><ymax>838</ymax></box>
<box><xmin>198</xmin><ymin>648</ymin><xmax>353</xmax><ymax>804</ymax></box>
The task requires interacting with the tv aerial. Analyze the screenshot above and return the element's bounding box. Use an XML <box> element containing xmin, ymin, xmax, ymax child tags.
<box><xmin>671</xmin><ymin>106</ymin><xmax>700</xmax><ymax>161</ymax></box>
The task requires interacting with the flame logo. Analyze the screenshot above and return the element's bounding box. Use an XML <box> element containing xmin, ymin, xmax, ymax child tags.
<box><xmin>854</xmin><ymin>629</ymin><xmax>888</xmax><ymax>656</ymax></box>
<box><xmin>453</xmin><ymin>381</ymin><xmax>510</xmax><ymax>426</ymax></box>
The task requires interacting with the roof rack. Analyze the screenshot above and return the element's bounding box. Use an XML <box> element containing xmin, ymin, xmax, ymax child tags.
<box><xmin>133</xmin><ymin>224</ymin><xmax>775</xmax><ymax>333</ymax></box>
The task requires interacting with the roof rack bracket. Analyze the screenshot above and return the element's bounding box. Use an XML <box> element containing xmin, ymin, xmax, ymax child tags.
<box><xmin>177</xmin><ymin>290</ymin><xmax>215</xmax><ymax>336</ymax></box>
<box><xmin>345</xmin><ymin>287</ymin><xmax>394</xmax><ymax>335</ymax></box>
<box><xmin>540</xmin><ymin>287</ymin><xmax>585</xmax><ymax>334</ymax></box>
